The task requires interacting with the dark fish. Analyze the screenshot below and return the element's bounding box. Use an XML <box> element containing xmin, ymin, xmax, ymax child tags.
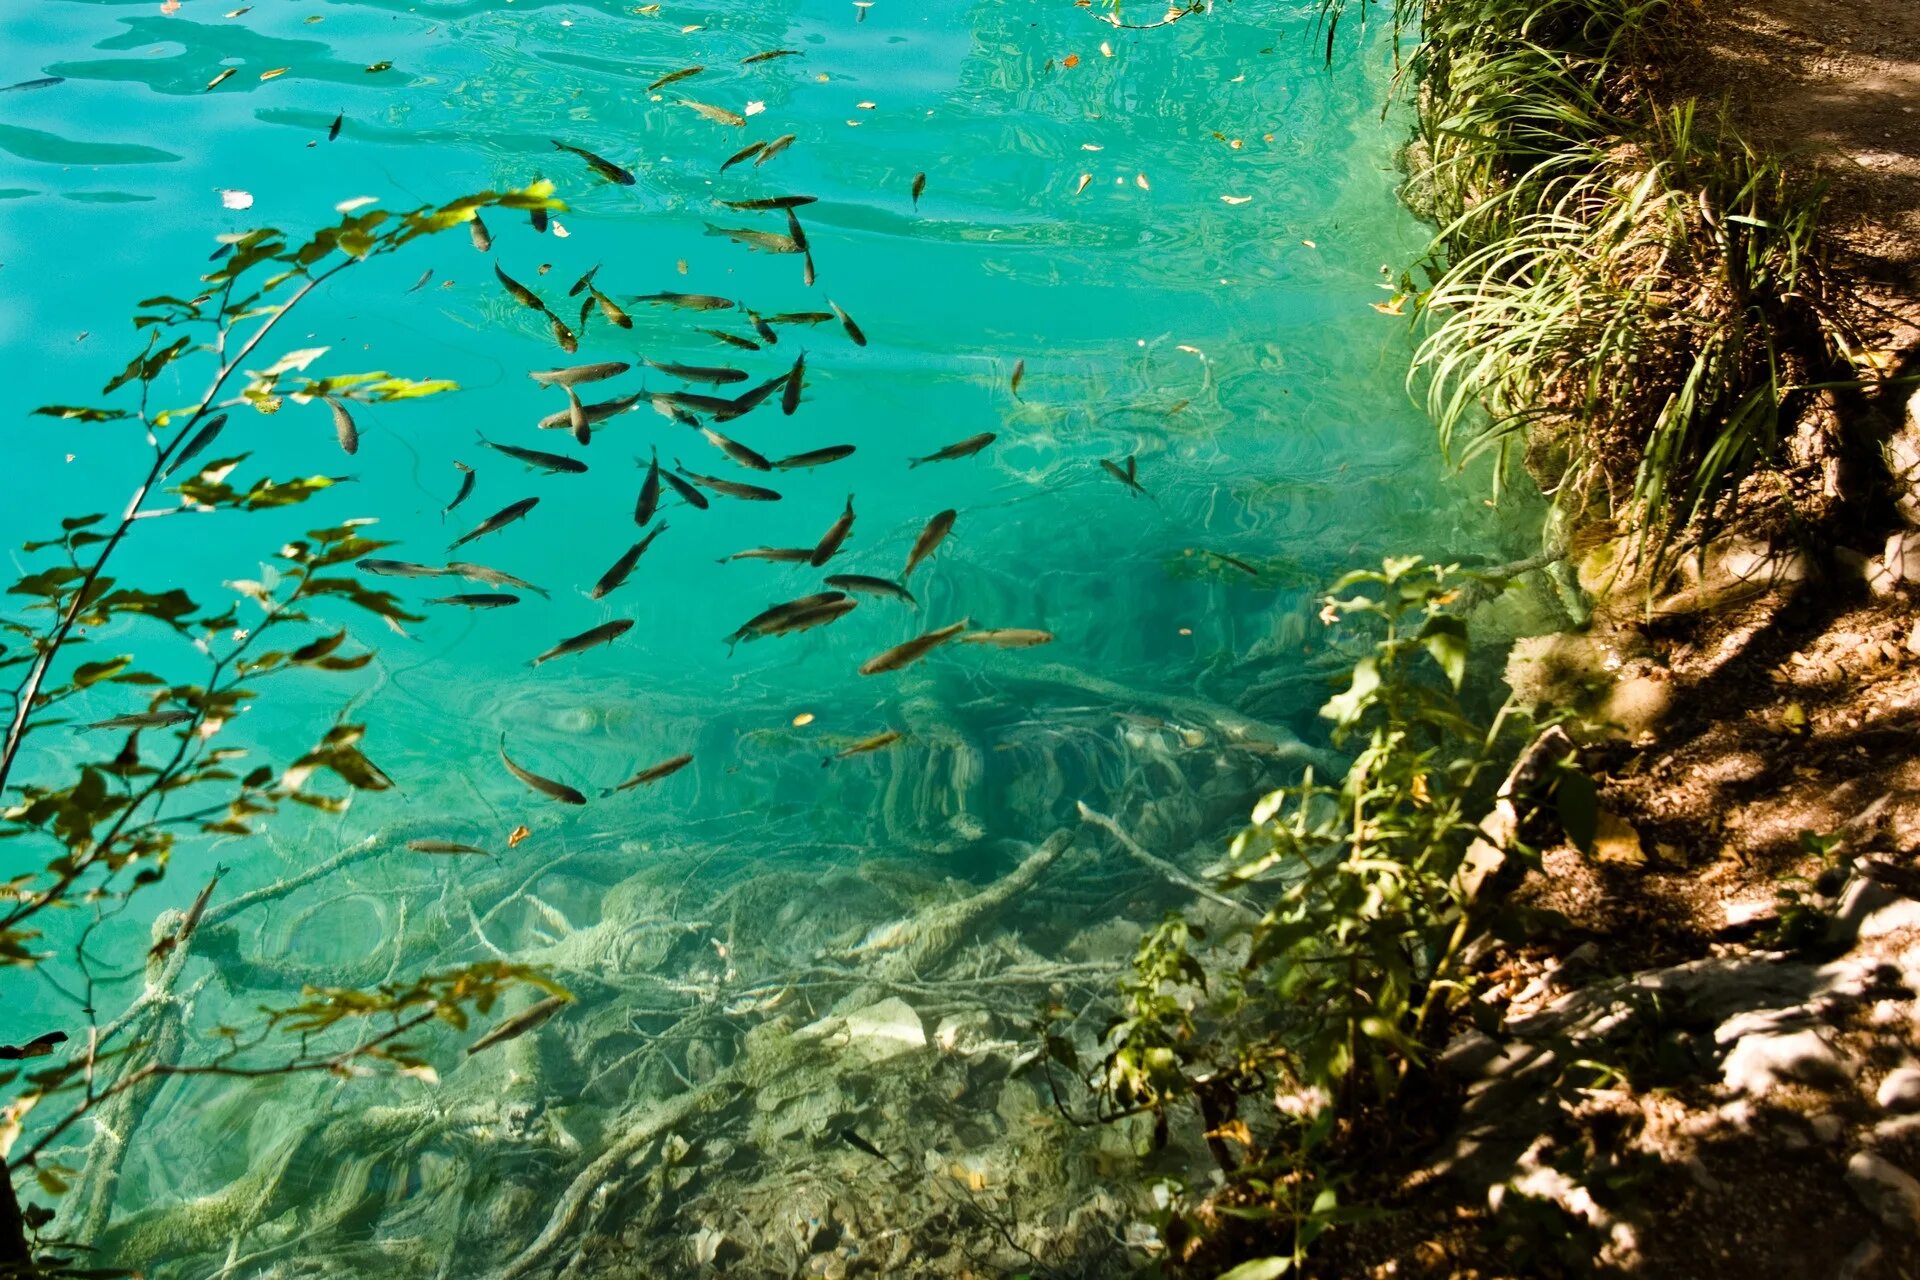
<box><xmin>837</xmin><ymin>1127</ymin><xmax>897</xmax><ymax>1165</ymax></box>
<box><xmin>721</xmin><ymin>140</ymin><xmax>767</xmax><ymax>171</ymax></box>
<box><xmin>741</xmin><ymin>48</ymin><xmax>802</xmax><ymax>63</ymax></box>
<box><xmin>911</xmin><ymin>172</ymin><xmax>926</xmax><ymax>208</ymax></box>
<box><xmin>772</xmin><ymin>444</ymin><xmax>855</xmax><ymax>470</ymax></box>
<box><xmin>529</xmin><ymin>361</ymin><xmax>629</xmax><ymax>387</ymax></box>
<box><xmin>2</xmin><ymin>77</ymin><xmax>64</xmax><ymax>93</ymax></box>
<box><xmin>470</xmin><ymin>214</ymin><xmax>492</xmax><ymax>253</ymax></box>
<box><xmin>327</xmin><ymin>110</ymin><xmax>343</xmax><ymax>140</ymax></box>
<box><xmin>563</xmin><ymin>386</ymin><xmax>591</xmax><ymax>446</ymax></box>
<box><xmin>718</xmin><ymin>546</ymin><xmax>816</xmax><ymax>563</ymax></box>
<box><xmin>644</xmin><ymin>358</ymin><xmax>748</xmax><ymax>385</ymax></box>
<box><xmin>444</xmin><ymin>461</ymin><xmax>476</xmax><ymax>517</ymax></box>
<box><xmin>726</xmin><ymin>369</ymin><xmax>791</xmax><ymax>418</ymax></box>
<box><xmin>590</xmin><ymin>523</ymin><xmax>668</xmax><ymax>599</ymax></box>
<box><xmin>568</xmin><ymin>264</ymin><xmax>600</xmax><ymax>298</ymax></box>
<box><xmin>727</xmin><ymin>591</ymin><xmax>848</xmax><ymax>649</ymax></box>
<box><xmin>0</xmin><ymin>1031</ymin><xmax>68</xmax><ymax>1061</ymax></box>
<box><xmin>767</xmin><ymin>311</ymin><xmax>836</xmax><ymax>325</ymax></box>
<box><xmin>647</xmin><ymin>65</ymin><xmax>704</xmax><ymax>91</ymax></box>
<box><xmin>829</xmin><ymin>300</ymin><xmax>867</xmax><ymax>346</ymax></box>
<box><xmin>785</xmin><ymin>207</ymin><xmax>809</xmax><ymax>255</ymax></box>
<box><xmin>630</xmin><ymin>291</ymin><xmax>736</xmax><ymax>311</ymax></box>
<box><xmin>902</xmin><ymin>508</ymin><xmax>956</xmax><ymax>581</ymax></box>
<box><xmin>407</xmin><ymin>268</ymin><xmax>434</xmax><ymax>293</ymax></box>
<box><xmin>552</xmin><ymin>137</ymin><xmax>633</xmax><ymax>184</ymax></box>
<box><xmin>81</xmin><ymin>710</ymin><xmax>193</xmax><ymax>732</ymax></box>
<box><xmin>531</xmin><ymin>618</ymin><xmax>634</xmax><ymax>667</ymax></box>
<box><xmin>655</xmin><ymin>389</ymin><xmax>740</xmax><ymax>418</ymax></box>
<box><xmin>447</xmin><ymin>561</ymin><xmax>549</xmax><ymax>598</ymax></box>
<box><xmin>548</xmin><ymin>311</ymin><xmax>579</xmax><ymax>355</ymax></box>
<box><xmin>705</xmin><ymin>223</ymin><xmax>801</xmax><ymax>254</ymax></box>
<box><xmin>450</xmin><ymin>496</ymin><xmax>539</xmax><ymax>550</ymax></box>
<box><xmin>427</xmin><ymin>592</ymin><xmax>520</xmax><ymax>608</ymax></box>
<box><xmin>825</xmin><ymin>730</ymin><xmax>901</xmax><ymax>765</ymax></box>
<box><xmin>675</xmin><ymin>459</ymin><xmax>781</xmax><ymax>501</ymax></box>
<box><xmin>960</xmin><ymin>628</ymin><xmax>1053</xmax><ymax>648</ymax></box>
<box><xmin>358</xmin><ymin>558</ymin><xmax>447</xmax><ymax>579</ymax></box>
<box><xmin>757</xmin><ymin>597</ymin><xmax>857</xmax><ymax>637</ymax></box>
<box><xmin>810</xmin><ymin>494</ymin><xmax>854</xmax><ymax>567</ymax></box>
<box><xmin>407</xmin><ymin>839</ymin><xmax>492</xmax><ymax>856</ymax></box>
<box><xmin>635</xmin><ymin>449</ymin><xmax>662</xmax><ymax>526</ymax></box>
<box><xmin>782</xmin><ymin>352</ymin><xmax>805</xmax><ymax>416</ymax></box>
<box><xmin>610</xmin><ymin>753</ymin><xmax>694</xmax><ymax>791</ymax></box>
<box><xmin>909</xmin><ymin>431</ymin><xmax>994</xmax><ymax>468</ymax></box>
<box><xmin>748</xmin><ymin>311</ymin><xmax>779</xmax><ymax>345</ymax></box>
<box><xmin>530</xmin><ymin>207</ymin><xmax>549</xmax><ymax>234</ymax></box>
<box><xmin>1206</xmin><ymin>550</ymin><xmax>1260</xmax><ymax>577</ymax></box>
<box><xmin>680</xmin><ymin>99</ymin><xmax>746</xmax><ymax>126</ymax></box>
<box><xmin>700</xmin><ymin>327</ymin><xmax>761</xmax><ymax>350</ymax></box>
<box><xmin>858</xmin><ymin>619</ymin><xmax>969</xmax><ymax>675</ymax></box>
<box><xmin>720</xmin><ymin>195</ymin><xmax>818</xmax><ymax>211</ymax></box>
<box><xmin>802</xmin><ymin>247</ymin><xmax>816</xmax><ymax>288</ymax></box>
<box><xmin>661</xmin><ymin>468</ymin><xmax>710</xmax><ymax>511</ymax></box>
<box><xmin>590</xmin><ymin>288</ymin><xmax>633</xmax><ymax>329</ymax></box>
<box><xmin>824</xmin><ymin>573</ymin><xmax>914</xmax><ymax>606</ymax></box>
<box><xmin>756</xmin><ymin>133</ymin><xmax>796</xmax><ymax>166</ymax></box>
<box><xmin>1010</xmin><ymin>359</ymin><xmax>1025</xmax><ymax>397</ymax></box>
<box><xmin>467</xmin><ymin>993</ymin><xmax>571</xmax><ymax>1054</ymax></box>
<box><xmin>324</xmin><ymin>396</ymin><xmax>359</xmax><ymax>455</ymax></box>
<box><xmin>651</xmin><ymin>395</ymin><xmax>703</xmax><ymax>427</ymax></box>
<box><xmin>494</xmin><ymin>262</ymin><xmax>547</xmax><ymax>312</ymax></box>
<box><xmin>1100</xmin><ymin>455</ymin><xmax>1146</xmax><ymax>496</ymax></box>
<box><xmin>536</xmin><ymin>392</ymin><xmax>642</xmax><ymax>432</ymax></box>
<box><xmin>477</xmin><ymin>433</ymin><xmax>587</xmax><ymax>474</ymax></box>
<box><xmin>699</xmin><ymin>426</ymin><xmax>772</xmax><ymax>471</ymax></box>
<box><xmin>164</xmin><ymin>412</ymin><xmax>229</xmax><ymax>476</ymax></box>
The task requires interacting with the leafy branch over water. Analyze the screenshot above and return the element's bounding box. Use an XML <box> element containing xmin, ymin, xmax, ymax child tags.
<box><xmin>0</xmin><ymin>184</ymin><xmax>565</xmax><ymax>1275</ymax></box>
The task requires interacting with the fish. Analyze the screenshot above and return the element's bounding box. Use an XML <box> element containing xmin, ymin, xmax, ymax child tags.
<box><xmin>810</xmin><ymin>494</ymin><xmax>854</xmax><ymax>566</ymax></box>
<box><xmin>772</xmin><ymin>444</ymin><xmax>855</xmax><ymax>470</ymax></box>
<box><xmin>655</xmin><ymin>389</ymin><xmax>740</xmax><ymax>418</ymax></box>
<box><xmin>721</xmin><ymin>140</ymin><xmax>767</xmax><ymax>171</ymax></box>
<box><xmin>825</xmin><ymin>730</ymin><xmax>901</xmax><ymax>765</ymax></box>
<box><xmin>727</xmin><ymin>591</ymin><xmax>848</xmax><ymax>649</ymax></box>
<box><xmin>551</xmin><ymin>139</ymin><xmax>635</xmax><ymax>184</ymax></box>
<box><xmin>447</xmin><ymin>562</ymin><xmax>549</xmax><ymax>598</ymax></box>
<box><xmin>756</xmin><ymin>597</ymin><xmax>857</xmax><ymax>637</ymax></box>
<box><xmin>857</xmin><ymin>619</ymin><xmax>969</xmax><ymax>675</ymax></box>
<box><xmin>590</xmin><ymin>287</ymin><xmax>633</xmax><ymax>329</ymax></box>
<box><xmin>757</xmin><ymin>133</ymin><xmax>796</xmax><ymax>166</ymax></box>
<box><xmin>675</xmin><ymin>459</ymin><xmax>781</xmax><ymax>501</ymax></box>
<box><xmin>531</xmin><ymin>618</ymin><xmax>634</xmax><ymax>667</ymax></box>
<box><xmin>661</xmin><ymin>468</ymin><xmax>710</xmax><ymax>511</ymax></box>
<box><xmin>568</xmin><ymin>265</ymin><xmax>600</xmax><ymax>298</ymax></box>
<box><xmin>1100</xmin><ymin>454</ymin><xmax>1146</xmax><ymax>496</ymax></box>
<box><xmin>630</xmin><ymin>291</ymin><xmax>736</xmax><ymax>311</ymax></box>
<box><xmin>720</xmin><ymin>195</ymin><xmax>817</xmax><ymax>211</ymax></box>
<box><xmin>81</xmin><ymin>710</ymin><xmax>193</xmax><ymax>732</ymax></box>
<box><xmin>164</xmin><ymin>412</ymin><xmax>229</xmax><ymax>476</ymax></box>
<box><xmin>705</xmin><ymin>223</ymin><xmax>802</xmax><ymax>254</ymax></box>
<box><xmin>3</xmin><ymin>77</ymin><xmax>64</xmax><ymax>94</ymax></box>
<box><xmin>960</xmin><ymin>628</ymin><xmax>1053</xmax><ymax>648</ymax></box>
<box><xmin>0</xmin><ymin>1031</ymin><xmax>68</xmax><ymax>1061</ymax></box>
<box><xmin>785</xmin><ymin>207</ymin><xmax>810</xmax><ymax>255</ymax></box>
<box><xmin>908</xmin><ymin>432</ymin><xmax>995</xmax><ymax>468</ymax></box>
<box><xmin>470</xmin><ymin>214</ymin><xmax>492</xmax><ymax>253</ymax></box>
<box><xmin>466</xmin><ymin>993</ymin><xmax>572</xmax><ymax>1054</ymax></box>
<box><xmin>828</xmin><ymin>300</ymin><xmax>866</xmax><ymax>346</ymax></box>
<box><xmin>450</xmin><ymin>496</ymin><xmax>539</xmax><ymax>550</ymax></box>
<box><xmin>476</xmin><ymin>433</ymin><xmax>587</xmax><ymax>474</ymax></box>
<box><xmin>548</xmin><ymin>312</ymin><xmax>579</xmax><ymax>355</ymax></box>
<box><xmin>1010</xmin><ymin>359</ymin><xmax>1025</xmax><ymax>397</ymax></box>
<box><xmin>718</xmin><ymin>546</ymin><xmax>816</xmax><ymax>563</ymax></box>
<box><xmin>767</xmin><ymin>311</ymin><xmax>836</xmax><ymax>326</ymax></box>
<box><xmin>1205</xmin><ymin>550</ymin><xmax>1261</xmax><ymax>577</ymax></box>
<box><xmin>837</xmin><ymin>1127</ymin><xmax>897</xmax><ymax>1166</ymax></box>
<box><xmin>536</xmin><ymin>392</ymin><xmax>642</xmax><ymax>432</ymax></box>
<box><xmin>680</xmin><ymin>99</ymin><xmax>746</xmax><ymax>126</ymax></box>
<box><xmin>563</xmin><ymin>386</ymin><xmax>591</xmax><ymax>446</ymax></box>
<box><xmin>530</xmin><ymin>207</ymin><xmax>550</xmax><ymax>234</ymax></box>
<box><xmin>741</xmin><ymin>48</ymin><xmax>802</xmax><ymax>63</ymax></box>
<box><xmin>635</xmin><ymin>449</ymin><xmax>662</xmax><ymax>526</ymax></box>
<box><xmin>428</xmin><ymin>592</ymin><xmax>521</xmax><ymax>608</ymax></box>
<box><xmin>406</xmin><ymin>838</ymin><xmax>493</xmax><ymax>856</ymax></box>
<box><xmin>408</xmin><ymin>268</ymin><xmax>434</xmax><ymax>293</ymax></box>
<box><xmin>700</xmin><ymin>327</ymin><xmax>761</xmax><ymax>351</ymax></box>
<box><xmin>590</xmin><ymin>523</ymin><xmax>668</xmax><ymax>599</ymax></box>
<box><xmin>726</xmin><ymin>370</ymin><xmax>791</xmax><ymax>418</ymax></box>
<box><xmin>911</xmin><ymin>172</ymin><xmax>926</xmax><ymax>207</ymax></box>
<box><xmin>644</xmin><ymin>358</ymin><xmax>748</xmax><ymax>385</ymax></box>
<box><xmin>901</xmin><ymin>508</ymin><xmax>956</xmax><ymax>581</ymax></box>
<box><xmin>324</xmin><ymin>396</ymin><xmax>359</xmax><ymax>455</ymax></box>
<box><xmin>327</xmin><ymin>110</ymin><xmax>342</xmax><ymax>140</ymax></box>
<box><xmin>358</xmin><ymin>558</ymin><xmax>448</xmax><ymax>579</ymax></box>
<box><xmin>824</xmin><ymin>574</ymin><xmax>915</xmax><ymax>606</ymax></box>
<box><xmin>494</xmin><ymin>262</ymin><xmax>547</xmax><ymax>313</ymax></box>
<box><xmin>747</xmin><ymin>311</ymin><xmax>779</xmax><ymax>345</ymax></box>
<box><xmin>699</xmin><ymin>426</ymin><xmax>773</xmax><ymax>471</ymax></box>
<box><xmin>610</xmin><ymin>753</ymin><xmax>694</xmax><ymax>791</ymax></box>
<box><xmin>802</xmin><ymin>247</ymin><xmax>816</xmax><ymax>288</ymax></box>
<box><xmin>782</xmin><ymin>353</ymin><xmax>805</xmax><ymax>416</ymax></box>
<box><xmin>647</xmin><ymin>65</ymin><xmax>704</xmax><ymax>91</ymax></box>
<box><xmin>528</xmin><ymin>361</ymin><xmax>630</xmax><ymax>387</ymax></box>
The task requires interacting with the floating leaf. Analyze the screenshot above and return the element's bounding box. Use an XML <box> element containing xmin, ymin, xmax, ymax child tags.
<box><xmin>205</xmin><ymin>67</ymin><xmax>236</xmax><ymax>92</ymax></box>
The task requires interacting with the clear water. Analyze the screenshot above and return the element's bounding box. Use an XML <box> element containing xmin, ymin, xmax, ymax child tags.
<box><xmin>2</xmin><ymin>0</ymin><xmax>1525</xmax><ymax>1273</ymax></box>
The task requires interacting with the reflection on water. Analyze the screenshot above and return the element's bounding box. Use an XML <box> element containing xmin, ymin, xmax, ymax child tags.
<box><xmin>3</xmin><ymin>0</ymin><xmax>1543</xmax><ymax>1273</ymax></box>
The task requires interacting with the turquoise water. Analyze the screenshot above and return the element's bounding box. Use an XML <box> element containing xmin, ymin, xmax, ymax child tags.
<box><xmin>2</xmin><ymin>0</ymin><xmax>1523</xmax><ymax>1274</ymax></box>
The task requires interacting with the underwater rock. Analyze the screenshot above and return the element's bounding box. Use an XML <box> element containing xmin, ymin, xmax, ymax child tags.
<box><xmin>798</xmin><ymin>997</ymin><xmax>928</xmax><ymax>1065</ymax></box>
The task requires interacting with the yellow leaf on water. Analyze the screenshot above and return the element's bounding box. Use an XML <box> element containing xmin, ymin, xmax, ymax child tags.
<box><xmin>552</xmin><ymin>221</ymin><xmax>570</xmax><ymax>238</ymax></box>
<box><xmin>219</xmin><ymin>188</ymin><xmax>253</xmax><ymax>210</ymax></box>
<box><xmin>1134</xmin><ymin>173</ymin><xmax>1150</xmax><ymax>190</ymax></box>
<box><xmin>1301</xmin><ymin>238</ymin><xmax>1317</xmax><ymax>248</ymax></box>
<box><xmin>1221</xmin><ymin>194</ymin><xmax>1251</xmax><ymax>205</ymax></box>
<box><xmin>793</xmin><ymin>712</ymin><xmax>815</xmax><ymax>726</ymax></box>
<box><xmin>682</xmin><ymin>23</ymin><xmax>703</xmax><ymax>32</ymax></box>
<box><xmin>507</xmin><ymin>824</ymin><xmax>531</xmax><ymax>848</ymax></box>
<box><xmin>161</xmin><ymin>0</ymin><xmax>180</xmax><ymax>13</ymax></box>
<box><xmin>1073</xmin><ymin>173</ymin><xmax>1091</xmax><ymax>196</ymax></box>
<box><xmin>676</xmin><ymin>258</ymin><xmax>688</xmax><ymax>274</ymax></box>
<box><xmin>745</xmin><ymin>99</ymin><xmax>766</xmax><ymax>116</ymax></box>
<box><xmin>1062</xmin><ymin>53</ymin><xmax>1080</xmax><ymax>68</ymax></box>
<box><xmin>205</xmin><ymin>67</ymin><xmax>236</xmax><ymax>91</ymax></box>
<box><xmin>334</xmin><ymin>195</ymin><xmax>377</xmax><ymax>212</ymax></box>
<box><xmin>260</xmin><ymin>66</ymin><xmax>289</xmax><ymax>80</ymax></box>
<box><xmin>634</xmin><ymin>3</ymin><xmax>660</xmax><ymax>11</ymax></box>
<box><xmin>1370</xmin><ymin>295</ymin><xmax>1407</xmax><ymax>316</ymax></box>
<box><xmin>816</xmin><ymin>72</ymin><xmax>830</xmax><ymax>81</ymax></box>
<box><xmin>1099</xmin><ymin>40</ymin><xmax>1113</xmax><ymax>56</ymax></box>
<box><xmin>1081</xmin><ymin>143</ymin><xmax>1102</xmax><ymax>151</ymax></box>
<box><xmin>856</xmin><ymin>101</ymin><xmax>876</xmax><ymax>109</ymax></box>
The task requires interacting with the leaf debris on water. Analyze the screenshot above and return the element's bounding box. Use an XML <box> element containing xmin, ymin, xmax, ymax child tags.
<box><xmin>260</xmin><ymin>67</ymin><xmax>289</xmax><ymax>80</ymax></box>
<box><xmin>219</xmin><ymin>188</ymin><xmax>253</xmax><ymax>210</ymax></box>
<box><xmin>1073</xmin><ymin>174</ymin><xmax>1091</xmax><ymax>196</ymax></box>
<box><xmin>1221</xmin><ymin>194</ymin><xmax>1252</xmax><ymax>205</ymax></box>
<box><xmin>205</xmin><ymin>67</ymin><xmax>236</xmax><ymax>91</ymax></box>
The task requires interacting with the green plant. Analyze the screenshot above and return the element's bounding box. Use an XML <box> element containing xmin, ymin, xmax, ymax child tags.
<box><xmin>1</xmin><ymin>183</ymin><xmax>565</xmax><ymax>1277</ymax></box>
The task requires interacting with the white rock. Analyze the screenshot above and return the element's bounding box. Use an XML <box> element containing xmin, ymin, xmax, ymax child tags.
<box><xmin>1878</xmin><ymin>1066</ymin><xmax>1920</xmax><ymax>1113</ymax></box>
<box><xmin>1884</xmin><ymin>530</ymin><xmax>1920</xmax><ymax>585</ymax></box>
<box><xmin>798</xmin><ymin>997</ymin><xmax>927</xmax><ymax>1065</ymax></box>
<box><xmin>1846</xmin><ymin>1150</ymin><xmax>1920</xmax><ymax>1234</ymax></box>
<box><xmin>1720</xmin><ymin>1028</ymin><xmax>1852</xmax><ymax>1096</ymax></box>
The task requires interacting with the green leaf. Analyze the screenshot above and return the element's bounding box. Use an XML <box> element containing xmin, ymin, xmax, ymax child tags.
<box><xmin>1319</xmin><ymin>657</ymin><xmax>1381</xmax><ymax>730</ymax></box>
<box><xmin>1217</xmin><ymin>1259</ymin><xmax>1292</xmax><ymax>1280</ymax></box>
<box><xmin>1418</xmin><ymin>614</ymin><xmax>1469</xmax><ymax>690</ymax></box>
<box><xmin>33</xmin><ymin>405</ymin><xmax>130</xmax><ymax>423</ymax></box>
<box><xmin>72</xmin><ymin>657</ymin><xmax>133</xmax><ymax>687</ymax></box>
